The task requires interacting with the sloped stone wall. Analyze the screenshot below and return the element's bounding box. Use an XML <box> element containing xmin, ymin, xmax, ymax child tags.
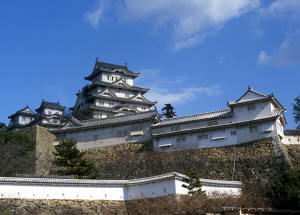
<box><xmin>86</xmin><ymin>138</ymin><xmax>290</xmax><ymax>185</ymax></box>
<box><xmin>0</xmin><ymin>199</ymin><xmax>126</xmax><ymax>215</ymax></box>
<box><xmin>283</xmin><ymin>144</ymin><xmax>300</xmax><ymax>171</ymax></box>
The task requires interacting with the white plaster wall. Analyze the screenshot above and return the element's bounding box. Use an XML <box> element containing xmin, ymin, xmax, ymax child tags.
<box><xmin>0</xmin><ymin>179</ymin><xmax>242</xmax><ymax>201</ymax></box>
<box><xmin>126</xmin><ymin>180</ymin><xmax>176</xmax><ymax>200</ymax></box>
<box><xmin>154</xmin><ymin>120</ymin><xmax>278</xmax><ymax>152</ymax></box>
<box><xmin>18</xmin><ymin>116</ymin><xmax>34</xmax><ymax>125</ymax></box>
<box><xmin>0</xmin><ymin>185</ymin><xmax>124</xmax><ymax>201</ymax></box>
<box><xmin>203</xmin><ymin>185</ymin><xmax>241</xmax><ymax>197</ymax></box>
<box><xmin>57</xmin><ymin>121</ymin><xmax>153</xmax><ymax>150</ymax></box>
<box><xmin>44</xmin><ymin>108</ymin><xmax>62</xmax><ymax>116</ymax></box>
<box><xmin>283</xmin><ymin>134</ymin><xmax>300</xmax><ymax>145</ymax></box>
<box><xmin>231</xmin><ymin>101</ymin><xmax>271</xmax><ymax>122</ymax></box>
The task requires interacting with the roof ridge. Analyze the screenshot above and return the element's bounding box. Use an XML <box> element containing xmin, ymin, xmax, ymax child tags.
<box><xmin>162</xmin><ymin>109</ymin><xmax>231</xmax><ymax>122</ymax></box>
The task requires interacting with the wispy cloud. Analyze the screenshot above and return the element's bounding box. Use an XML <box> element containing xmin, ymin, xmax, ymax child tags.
<box><xmin>84</xmin><ymin>1</ymin><xmax>105</xmax><ymax>28</ymax></box>
<box><xmin>257</xmin><ymin>35</ymin><xmax>300</xmax><ymax>66</ymax></box>
<box><xmin>260</xmin><ymin>0</ymin><xmax>300</xmax><ymax>18</ymax></box>
<box><xmin>85</xmin><ymin>0</ymin><xmax>259</xmax><ymax>50</ymax></box>
<box><xmin>136</xmin><ymin>69</ymin><xmax>222</xmax><ymax>108</ymax></box>
<box><xmin>122</xmin><ymin>0</ymin><xmax>260</xmax><ymax>51</ymax></box>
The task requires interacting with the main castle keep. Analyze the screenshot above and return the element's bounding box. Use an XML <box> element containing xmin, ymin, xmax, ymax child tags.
<box><xmin>8</xmin><ymin>59</ymin><xmax>299</xmax><ymax>151</ymax></box>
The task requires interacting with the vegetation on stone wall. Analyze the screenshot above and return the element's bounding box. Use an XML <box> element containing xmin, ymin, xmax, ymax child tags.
<box><xmin>53</xmin><ymin>139</ymin><xmax>95</xmax><ymax>178</ymax></box>
<box><xmin>0</xmin><ymin>122</ymin><xmax>35</xmax><ymax>176</ymax></box>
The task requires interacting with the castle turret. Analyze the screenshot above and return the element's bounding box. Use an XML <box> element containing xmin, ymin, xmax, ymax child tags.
<box><xmin>8</xmin><ymin>106</ymin><xmax>36</xmax><ymax>130</ymax></box>
<box><xmin>34</xmin><ymin>100</ymin><xmax>66</xmax><ymax>128</ymax></box>
<box><xmin>72</xmin><ymin>59</ymin><xmax>156</xmax><ymax>120</ymax></box>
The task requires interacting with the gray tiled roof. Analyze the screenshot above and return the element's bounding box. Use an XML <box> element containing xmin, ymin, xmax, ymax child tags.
<box><xmin>92</xmin><ymin>81</ymin><xmax>149</xmax><ymax>93</ymax></box>
<box><xmin>89</xmin><ymin>93</ymin><xmax>157</xmax><ymax>106</ymax></box>
<box><xmin>152</xmin><ymin>110</ymin><xmax>232</xmax><ymax>128</ymax></box>
<box><xmin>8</xmin><ymin>106</ymin><xmax>36</xmax><ymax>119</ymax></box>
<box><xmin>51</xmin><ymin>110</ymin><xmax>158</xmax><ymax>133</ymax></box>
<box><xmin>153</xmin><ymin>110</ymin><xmax>283</xmax><ymax>138</ymax></box>
<box><xmin>85</xmin><ymin>61</ymin><xmax>140</xmax><ymax>80</ymax></box>
<box><xmin>0</xmin><ymin>172</ymin><xmax>243</xmax><ymax>188</ymax></box>
<box><xmin>35</xmin><ymin>100</ymin><xmax>66</xmax><ymax>112</ymax></box>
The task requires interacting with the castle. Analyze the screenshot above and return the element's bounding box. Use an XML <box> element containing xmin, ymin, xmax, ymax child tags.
<box><xmin>8</xmin><ymin>59</ymin><xmax>298</xmax><ymax>151</ymax></box>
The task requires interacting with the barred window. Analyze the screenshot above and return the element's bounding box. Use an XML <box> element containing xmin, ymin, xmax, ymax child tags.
<box><xmin>249</xmin><ymin>125</ymin><xmax>258</xmax><ymax>133</ymax></box>
<box><xmin>198</xmin><ymin>135</ymin><xmax>208</xmax><ymax>140</ymax></box>
<box><xmin>207</xmin><ymin>120</ymin><xmax>218</xmax><ymax>126</ymax></box>
<box><xmin>248</xmin><ymin>104</ymin><xmax>256</xmax><ymax>111</ymax></box>
<box><xmin>171</xmin><ymin>126</ymin><xmax>180</xmax><ymax>131</ymax></box>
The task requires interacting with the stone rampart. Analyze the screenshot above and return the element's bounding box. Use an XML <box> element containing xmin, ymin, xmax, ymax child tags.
<box><xmin>85</xmin><ymin>138</ymin><xmax>290</xmax><ymax>184</ymax></box>
<box><xmin>0</xmin><ymin>199</ymin><xmax>126</xmax><ymax>215</ymax></box>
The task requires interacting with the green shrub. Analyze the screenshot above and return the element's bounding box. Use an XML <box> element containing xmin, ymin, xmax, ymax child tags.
<box><xmin>267</xmin><ymin>169</ymin><xmax>300</xmax><ymax>209</ymax></box>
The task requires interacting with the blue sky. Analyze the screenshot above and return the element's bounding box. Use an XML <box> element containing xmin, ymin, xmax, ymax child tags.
<box><xmin>1</xmin><ymin>0</ymin><xmax>300</xmax><ymax>128</ymax></box>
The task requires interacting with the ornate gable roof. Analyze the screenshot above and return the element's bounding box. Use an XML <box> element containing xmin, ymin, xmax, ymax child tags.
<box><xmin>35</xmin><ymin>100</ymin><xmax>66</xmax><ymax>112</ymax></box>
<box><xmin>85</xmin><ymin>60</ymin><xmax>140</xmax><ymax>81</ymax></box>
<box><xmin>8</xmin><ymin>106</ymin><xmax>36</xmax><ymax>119</ymax></box>
<box><xmin>235</xmin><ymin>86</ymin><xmax>267</xmax><ymax>102</ymax></box>
<box><xmin>130</xmin><ymin>93</ymin><xmax>151</xmax><ymax>103</ymax></box>
<box><xmin>98</xmin><ymin>88</ymin><xmax>116</xmax><ymax>98</ymax></box>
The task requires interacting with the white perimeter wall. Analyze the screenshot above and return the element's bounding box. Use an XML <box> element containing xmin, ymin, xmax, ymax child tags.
<box><xmin>0</xmin><ymin>178</ymin><xmax>242</xmax><ymax>201</ymax></box>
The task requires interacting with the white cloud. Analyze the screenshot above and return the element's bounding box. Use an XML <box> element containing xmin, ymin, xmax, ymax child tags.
<box><xmin>257</xmin><ymin>35</ymin><xmax>300</xmax><ymax>66</ymax></box>
<box><xmin>148</xmin><ymin>85</ymin><xmax>221</xmax><ymax>108</ymax></box>
<box><xmin>85</xmin><ymin>0</ymin><xmax>259</xmax><ymax>49</ymax></box>
<box><xmin>122</xmin><ymin>0</ymin><xmax>259</xmax><ymax>51</ymax></box>
<box><xmin>84</xmin><ymin>1</ymin><xmax>105</xmax><ymax>28</ymax></box>
<box><xmin>136</xmin><ymin>69</ymin><xmax>222</xmax><ymax>108</ymax></box>
<box><xmin>261</xmin><ymin>0</ymin><xmax>300</xmax><ymax>17</ymax></box>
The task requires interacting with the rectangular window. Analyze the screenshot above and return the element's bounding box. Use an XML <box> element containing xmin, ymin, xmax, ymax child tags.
<box><xmin>176</xmin><ymin>137</ymin><xmax>186</xmax><ymax>143</ymax></box>
<box><xmin>231</xmin><ymin>131</ymin><xmax>236</xmax><ymax>136</ymax></box>
<box><xmin>109</xmin><ymin>102</ymin><xmax>114</xmax><ymax>106</ymax></box>
<box><xmin>197</xmin><ymin>135</ymin><xmax>208</xmax><ymax>140</ymax></box>
<box><xmin>207</xmin><ymin>120</ymin><xmax>218</xmax><ymax>126</ymax></box>
<box><xmin>249</xmin><ymin>125</ymin><xmax>258</xmax><ymax>133</ymax></box>
<box><xmin>171</xmin><ymin>126</ymin><xmax>180</xmax><ymax>131</ymax></box>
<box><xmin>248</xmin><ymin>104</ymin><xmax>256</xmax><ymax>111</ymax></box>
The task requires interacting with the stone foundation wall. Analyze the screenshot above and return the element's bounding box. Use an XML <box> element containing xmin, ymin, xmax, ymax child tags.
<box><xmin>283</xmin><ymin>144</ymin><xmax>300</xmax><ymax>171</ymax></box>
<box><xmin>0</xmin><ymin>199</ymin><xmax>127</xmax><ymax>215</ymax></box>
<box><xmin>85</xmin><ymin>138</ymin><xmax>290</xmax><ymax>185</ymax></box>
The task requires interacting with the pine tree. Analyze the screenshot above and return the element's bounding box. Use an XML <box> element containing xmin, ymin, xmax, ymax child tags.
<box><xmin>53</xmin><ymin>139</ymin><xmax>95</xmax><ymax>177</ymax></box>
<box><xmin>182</xmin><ymin>172</ymin><xmax>205</xmax><ymax>195</ymax></box>
<box><xmin>293</xmin><ymin>95</ymin><xmax>300</xmax><ymax>129</ymax></box>
<box><xmin>161</xmin><ymin>104</ymin><xmax>176</xmax><ymax>119</ymax></box>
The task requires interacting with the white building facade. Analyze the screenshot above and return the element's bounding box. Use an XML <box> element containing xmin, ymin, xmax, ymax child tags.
<box><xmin>152</xmin><ymin>87</ymin><xmax>287</xmax><ymax>152</ymax></box>
<box><xmin>0</xmin><ymin>172</ymin><xmax>242</xmax><ymax>201</ymax></box>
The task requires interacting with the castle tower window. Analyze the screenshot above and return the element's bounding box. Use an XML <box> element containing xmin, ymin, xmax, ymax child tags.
<box><xmin>207</xmin><ymin>120</ymin><xmax>218</xmax><ymax>126</ymax></box>
<box><xmin>248</xmin><ymin>104</ymin><xmax>256</xmax><ymax>111</ymax></box>
<box><xmin>249</xmin><ymin>125</ymin><xmax>258</xmax><ymax>133</ymax></box>
<box><xmin>48</xmin><ymin>111</ymin><xmax>51</xmax><ymax>115</ymax></box>
<box><xmin>231</xmin><ymin>131</ymin><xmax>236</xmax><ymax>136</ymax></box>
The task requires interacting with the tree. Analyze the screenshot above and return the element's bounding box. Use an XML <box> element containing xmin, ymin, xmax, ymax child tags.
<box><xmin>267</xmin><ymin>169</ymin><xmax>300</xmax><ymax>210</ymax></box>
<box><xmin>293</xmin><ymin>95</ymin><xmax>300</xmax><ymax>129</ymax></box>
<box><xmin>182</xmin><ymin>172</ymin><xmax>205</xmax><ymax>195</ymax></box>
<box><xmin>53</xmin><ymin>139</ymin><xmax>95</xmax><ymax>178</ymax></box>
<box><xmin>161</xmin><ymin>104</ymin><xmax>176</xmax><ymax>119</ymax></box>
<box><xmin>0</xmin><ymin>122</ymin><xmax>7</xmax><ymax>132</ymax></box>
<box><xmin>0</xmin><ymin>123</ymin><xmax>35</xmax><ymax>176</ymax></box>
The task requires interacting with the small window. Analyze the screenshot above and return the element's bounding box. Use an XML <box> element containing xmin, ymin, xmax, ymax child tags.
<box><xmin>249</xmin><ymin>125</ymin><xmax>258</xmax><ymax>133</ymax></box>
<box><xmin>207</xmin><ymin>120</ymin><xmax>218</xmax><ymax>126</ymax></box>
<box><xmin>109</xmin><ymin>102</ymin><xmax>114</xmax><ymax>106</ymax></box>
<box><xmin>93</xmin><ymin>135</ymin><xmax>98</xmax><ymax>141</ymax></box>
<box><xmin>176</xmin><ymin>138</ymin><xmax>181</xmax><ymax>143</ymax></box>
<box><xmin>171</xmin><ymin>126</ymin><xmax>180</xmax><ymax>131</ymax></box>
<box><xmin>248</xmin><ymin>104</ymin><xmax>256</xmax><ymax>111</ymax></box>
<box><xmin>182</xmin><ymin>137</ymin><xmax>186</xmax><ymax>142</ymax></box>
<box><xmin>48</xmin><ymin>111</ymin><xmax>51</xmax><ymax>115</ymax></box>
<box><xmin>231</xmin><ymin>131</ymin><xmax>236</xmax><ymax>136</ymax></box>
<box><xmin>198</xmin><ymin>135</ymin><xmax>208</xmax><ymax>140</ymax></box>
<box><xmin>125</xmin><ymin>93</ymin><xmax>129</xmax><ymax>98</ymax></box>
